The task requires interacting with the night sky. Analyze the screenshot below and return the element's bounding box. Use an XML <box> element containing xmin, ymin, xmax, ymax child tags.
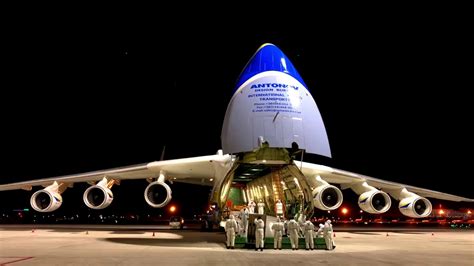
<box><xmin>0</xmin><ymin>9</ymin><xmax>472</xmax><ymax>218</ymax></box>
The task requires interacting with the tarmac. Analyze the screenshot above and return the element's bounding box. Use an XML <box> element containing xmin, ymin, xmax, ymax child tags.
<box><xmin>0</xmin><ymin>225</ymin><xmax>472</xmax><ymax>265</ymax></box>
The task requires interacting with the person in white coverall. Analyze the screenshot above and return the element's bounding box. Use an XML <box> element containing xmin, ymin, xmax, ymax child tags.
<box><xmin>316</xmin><ymin>223</ymin><xmax>324</xmax><ymax>238</ymax></box>
<box><xmin>275</xmin><ymin>199</ymin><xmax>283</xmax><ymax>218</ymax></box>
<box><xmin>257</xmin><ymin>199</ymin><xmax>265</xmax><ymax>215</ymax></box>
<box><xmin>271</xmin><ymin>217</ymin><xmax>284</xmax><ymax>250</ymax></box>
<box><xmin>248</xmin><ymin>200</ymin><xmax>256</xmax><ymax>214</ymax></box>
<box><xmin>323</xmin><ymin>219</ymin><xmax>334</xmax><ymax>250</ymax></box>
<box><xmin>254</xmin><ymin>216</ymin><xmax>265</xmax><ymax>251</ymax></box>
<box><xmin>225</xmin><ymin>215</ymin><xmax>238</xmax><ymax>249</ymax></box>
<box><xmin>303</xmin><ymin>218</ymin><xmax>315</xmax><ymax>250</ymax></box>
<box><xmin>287</xmin><ymin>218</ymin><xmax>300</xmax><ymax>250</ymax></box>
<box><xmin>240</xmin><ymin>207</ymin><xmax>249</xmax><ymax>234</ymax></box>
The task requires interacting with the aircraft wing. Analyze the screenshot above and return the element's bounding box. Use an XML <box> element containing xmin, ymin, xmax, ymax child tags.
<box><xmin>0</xmin><ymin>154</ymin><xmax>233</xmax><ymax>191</ymax></box>
<box><xmin>297</xmin><ymin>161</ymin><xmax>474</xmax><ymax>202</ymax></box>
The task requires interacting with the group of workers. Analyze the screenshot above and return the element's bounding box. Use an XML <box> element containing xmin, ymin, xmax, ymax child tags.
<box><xmin>246</xmin><ymin>199</ymin><xmax>266</xmax><ymax>215</ymax></box>
<box><xmin>225</xmin><ymin>213</ymin><xmax>335</xmax><ymax>251</ymax></box>
<box><xmin>239</xmin><ymin>199</ymin><xmax>283</xmax><ymax>234</ymax></box>
<box><xmin>270</xmin><ymin>217</ymin><xmax>335</xmax><ymax>251</ymax></box>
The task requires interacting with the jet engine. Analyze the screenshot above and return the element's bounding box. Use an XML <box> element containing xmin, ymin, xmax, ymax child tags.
<box><xmin>83</xmin><ymin>185</ymin><xmax>113</xmax><ymax>210</ymax></box>
<box><xmin>144</xmin><ymin>181</ymin><xmax>172</xmax><ymax>208</ymax></box>
<box><xmin>398</xmin><ymin>196</ymin><xmax>432</xmax><ymax>218</ymax></box>
<box><xmin>308</xmin><ymin>175</ymin><xmax>343</xmax><ymax>210</ymax></box>
<box><xmin>348</xmin><ymin>181</ymin><xmax>392</xmax><ymax>214</ymax></box>
<box><xmin>30</xmin><ymin>189</ymin><xmax>62</xmax><ymax>212</ymax></box>
<box><xmin>358</xmin><ymin>190</ymin><xmax>391</xmax><ymax>214</ymax></box>
<box><xmin>313</xmin><ymin>184</ymin><xmax>343</xmax><ymax>210</ymax></box>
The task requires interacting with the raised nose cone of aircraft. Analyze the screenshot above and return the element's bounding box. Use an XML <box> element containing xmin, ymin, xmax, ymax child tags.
<box><xmin>234</xmin><ymin>43</ymin><xmax>307</xmax><ymax>92</ymax></box>
<box><xmin>222</xmin><ymin>43</ymin><xmax>332</xmax><ymax>157</ymax></box>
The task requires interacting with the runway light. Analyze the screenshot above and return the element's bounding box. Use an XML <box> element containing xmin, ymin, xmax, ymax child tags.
<box><xmin>169</xmin><ymin>206</ymin><xmax>176</xmax><ymax>213</ymax></box>
<box><xmin>341</xmin><ymin>208</ymin><xmax>348</xmax><ymax>215</ymax></box>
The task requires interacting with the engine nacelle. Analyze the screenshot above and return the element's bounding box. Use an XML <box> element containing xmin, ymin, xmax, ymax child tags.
<box><xmin>399</xmin><ymin>196</ymin><xmax>432</xmax><ymax>218</ymax></box>
<box><xmin>313</xmin><ymin>184</ymin><xmax>343</xmax><ymax>210</ymax></box>
<box><xmin>83</xmin><ymin>185</ymin><xmax>113</xmax><ymax>209</ymax></box>
<box><xmin>144</xmin><ymin>181</ymin><xmax>172</xmax><ymax>208</ymax></box>
<box><xmin>30</xmin><ymin>190</ymin><xmax>62</xmax><ymax>212</ymax></box>
<box><xmin>358</xmin><ymin>190</ymin><xmax>391</xmax><ymax>214</ymax></box>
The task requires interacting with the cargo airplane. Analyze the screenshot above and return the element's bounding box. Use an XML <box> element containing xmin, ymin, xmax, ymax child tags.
<box><xmin>1</xmin><ymin>44</ymin><xmax>472</xmax><ymax>228</ymax></box>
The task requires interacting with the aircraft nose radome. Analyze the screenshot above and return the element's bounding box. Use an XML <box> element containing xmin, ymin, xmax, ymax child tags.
<box><xmin>234</xmin><ymin>43</ymin><xmax>307</xmax><ymax>92</ymax></box>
